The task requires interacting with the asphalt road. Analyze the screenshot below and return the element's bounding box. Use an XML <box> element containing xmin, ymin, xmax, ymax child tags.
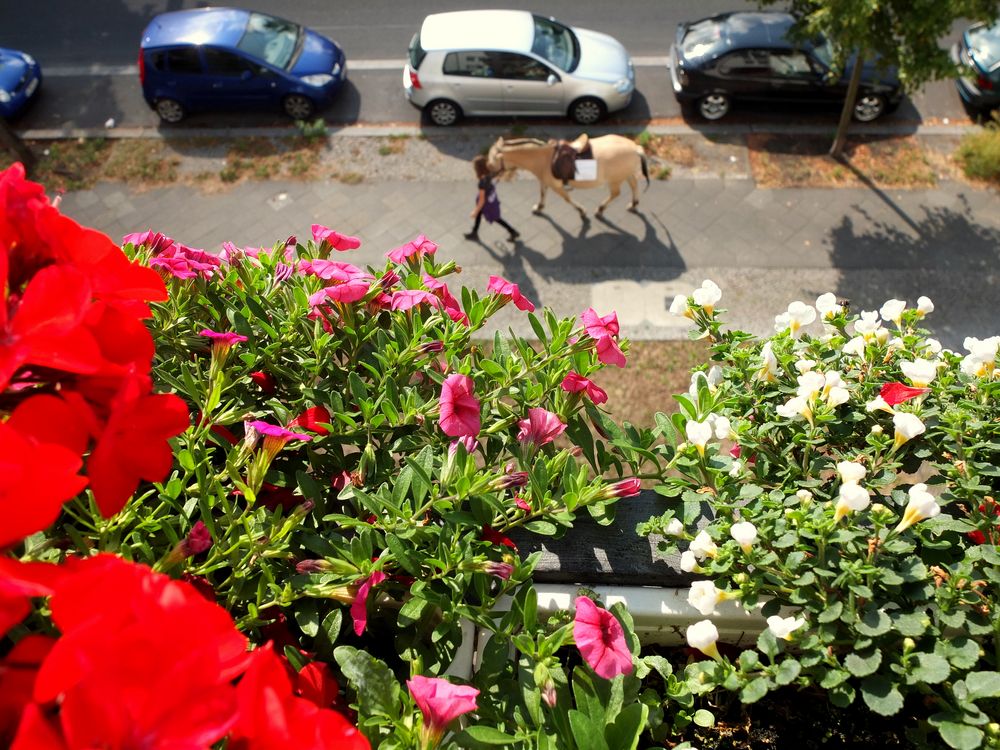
<box><xmin>1</xmin><ymin>1</ymin><xmax>973</xmax><ymax>131</ymax></box>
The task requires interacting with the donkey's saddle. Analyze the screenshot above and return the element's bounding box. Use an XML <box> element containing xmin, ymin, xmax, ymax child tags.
<box><xmin>551</xmin><ymin>135</ymin><xmax>593</xmax><ymax>182</ymax></box>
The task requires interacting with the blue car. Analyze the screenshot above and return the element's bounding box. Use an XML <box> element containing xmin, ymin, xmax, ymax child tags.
<box><xmin>0</xmin><ymin>47</ymin><xmax>42</xmax><ymax>120</ymax></box>
<box><xmin>139</xmin><ymin>7</ymin><xmax>346</xmax><ymax>123</ymax></box>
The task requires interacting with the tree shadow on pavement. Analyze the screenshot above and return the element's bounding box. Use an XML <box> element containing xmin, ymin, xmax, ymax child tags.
<box><xmin>828</xmin><ymin>192</ymin><xmax>1000</xmax><ymax>349</ymax></box>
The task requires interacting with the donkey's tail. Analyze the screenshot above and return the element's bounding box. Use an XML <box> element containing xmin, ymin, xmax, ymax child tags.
<box><xmin>639</xmin><ymin>150</ymin><xmax>650</xmax><ymax>190</ymax></box>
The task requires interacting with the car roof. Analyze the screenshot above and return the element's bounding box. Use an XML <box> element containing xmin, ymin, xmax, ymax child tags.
<box><xmin>719</xmin><ymin>12</ymin><xmax>796</xmax><ymax>49</ymax></box>
<box><xmin>141</xmin><ymin>7</ymin><xmax>251</xmax><ymax>49</ymax></box>
<box><xmin>419</xmin><ymin>10</ymin><xmax>535</xmax><ymax>53</ymax></box>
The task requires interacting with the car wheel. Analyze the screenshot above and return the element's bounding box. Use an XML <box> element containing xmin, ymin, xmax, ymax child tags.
<box><xmin>697</xmin><ymin>93</ymin><xmax>730</xmax><ymax>121</ymax></box>
<box><xmin>155</xmin><ymin>98</ymin><xmax>186</xmax><ymax>124</ymax></box>
<box><xmin>283</xmin><ymin>94</ymin><xmax>316</xmax><ymax>120</ymax></box>
<box><xmin>427</xmin><ymin>99</ymin><xmax>461</xmax><ymax>126</ymax></box>
<box><xmin>570</xmin><ymin>97</ymin><xmax>605</xmax><ymax>125</ymax></box>
<box><xmin>853</xmin><ymin>93</ymin><xmax>886</xmax><ymax>122</ymax></box>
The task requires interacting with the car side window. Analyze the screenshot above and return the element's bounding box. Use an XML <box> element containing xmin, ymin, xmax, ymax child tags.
<box><xmin>769</xmin><ymin>51</ymin><xmax>815</xmax><ymax>78</ymax></box>
<box><xmin>715</xmin><ymin>50</ymin><xmax>770</xmax><ymax>77</ymax></box>
<box><xmin>203</xmin><ymin>48</ymin><xmax>252</xmax><ymax>77</ymax></box>
<box><xmin>164</xmin><ymin>47</ymin><xmax>203</xmax><ymax>75</ymax></box>
<box><xmin>492</xmin><ymin>52</ymin><xmax>552</xmax><ymax>81</ymax></box>
<box><xmin>442</xmin><ymin>51</ymin><xmax>494</xmax><ymax>78</ymax></box>
<box><xmin>147</xmin><ymin>51</ymin><xmax>167</xmax><ymax>72</ymax></box>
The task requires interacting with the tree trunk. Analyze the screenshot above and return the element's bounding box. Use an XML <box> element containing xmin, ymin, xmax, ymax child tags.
<box><xmin>0</xmin><ymin>119</ymin><xmax>35</xmax><ymax>175</ymax></box>
<box><xmin>830</xmin><ymin>50</ymin><xmax>866</xmax><ymax>159</ymax></box>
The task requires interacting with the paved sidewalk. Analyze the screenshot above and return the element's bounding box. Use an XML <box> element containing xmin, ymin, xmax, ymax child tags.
<box><xmin>59</xmin><ymin>173</ymin><xmax>1000</xmax><ymax>351</ymax></box>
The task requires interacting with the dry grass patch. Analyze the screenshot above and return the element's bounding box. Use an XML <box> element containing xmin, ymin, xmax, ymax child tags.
<box><xmin>636</xmin><ymin>132</ymin><xmax>698</xmax><ymax>168</ymax></box>
<box><xmin>218</xmin><ymin>136</ymin><xmax>325</xmax><ymax>184</ymax></box>
<box><xmin>598</xmin><ymin>339</ymin><xmax>711</xmax><ymax>428</ymax></box>
<box><xmin>955</xmin><ymin>121</ymin><xmax>1000</xmax><ymax>187</ymax></box>
<box><xmin>748</xmin><ymin>134</ymin><xmax>936</xmax><ymax>188</ymax></box>
<box><xmin>102</xmin><ymin>139</ymin><xmax>180</xmax><ymax>185</ymax></box>
<box><xmin>4</xmin><ymin>139</ymin><xmax>111</xmax><ymax>191</ymax></box>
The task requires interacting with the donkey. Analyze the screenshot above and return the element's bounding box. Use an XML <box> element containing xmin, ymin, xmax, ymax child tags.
<box><xmin>486</xmin><ymin>135</ymin><xmax>649</xmax><ymax>219</ymax></box>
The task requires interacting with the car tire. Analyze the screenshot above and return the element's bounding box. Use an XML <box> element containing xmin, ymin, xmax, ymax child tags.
<box><xmin>852</xmin><ymin>93</ymin><xmax>886</xmax><ymax>122</ymax></box>
<box><xmin>283</xmin><ymin>94</ymin><xmax>316</xmax><ymax>120</ymax></box>
<box><xmin>427</xmin><ymin>99</ymin><xmax>461</xmax><ymax>126</ymax></box>
<box><xmin>569</xmin><ymin>97</ymin><xmax>606</xmax><ymax>125</ymax></box>
<box><xmin>154</xmin><ymin>98</ymin><xmax>186</xmax><ymax>124</ymax></box>
<box><xmin>697</xmin><ymin>93</ymin><xmax>730</xmax><ymax>121</ymax></box>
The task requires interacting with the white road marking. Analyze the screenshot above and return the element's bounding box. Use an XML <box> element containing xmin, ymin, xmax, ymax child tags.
<box><xmin>43</xmin><ymin>57</ymin><xmax>669</xmax><ymax>77</ymax></box>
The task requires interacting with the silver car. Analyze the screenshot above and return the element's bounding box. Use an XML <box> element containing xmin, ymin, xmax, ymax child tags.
<box><xmin>403</xmin><ymin>10</ymin><xmax>635</xmax><ymax>126</ymax></box>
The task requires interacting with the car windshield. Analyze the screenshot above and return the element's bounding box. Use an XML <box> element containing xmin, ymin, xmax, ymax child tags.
<box><xmin>681</xmin><ymin>19</ymin><xmax>723</xmax><ymax>60</ymax></box>
<box><xmin>968</xmin><ymin>23</ymin><xmax>1000</xmax><ymax>68</ymax></box>
<box><xmin>531</xmin><ymin>15</ymin><xmax>579</xmax><ymax>72</ymax></box>
<box><xmin>237</xmin><ymin>12</ymin><xmax>302</xmax><ymax>70</ymax></box>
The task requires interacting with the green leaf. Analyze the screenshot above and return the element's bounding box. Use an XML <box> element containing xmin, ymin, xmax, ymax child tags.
<box><xmin>313</xmin><ymin>609</ymin><xmax>342</xmax><ymax>658</ymax></box>
<box><xmin>334</xmin><ymin>645</ymin><xmax>399</xmax><ymax>718</ymax></box>
<box><xmin>855</xmin><ymin>608</ymin><xmax>892</xmax><ymax>637</ymax></box>
<box><xmin>966</xmin><ymin>671</ymin><xmax>1000</xmax><ymax>700</ymax></box>
<box><xmin>940</xmin><ymin>638</ymin><xmax>982</xmax><ymax>670</ymax></box>
<box><xmin>820</xmin><ymin>669</ymin><xmax>850</xmax><ymax>689</ymax></box>
<box><xmin>910</xmin><ymin>653</ymin><xmax>951</xmax><ymax>685</ymax></box>
<box><xmin>845</xmin><ymin>649</ymin><xmax>882</xmax><ymax>678</ymax></box>
<box><xmin>458</xmin><ymin>726</ymin><xmax>519</xmax><ymax>745</ymax></box>
<box><xmin>385</xmin><ymin>533</ymin><xmax>422</xmax><ymax>577</ymax></box>
<box><xmin>937</xmin><ymin>722</ymin><xmax>984</xmax><ymax>750</ymax></box>
<box><xmin>740</xmin><ymin>677</ymin><xmax>770</xmax><ymax>704</ymax></box>
<box><xmin>818</xmin><ymin>601</ymin><xmax>843</xmax><ymax>623</ymax></box>
<box><xmin>892</xmin><ymin>611</ymin><xmax>928</xmax><ymax>637</ymax></box>
<box><xmin>605</xmin><ymin>702</ymin><xmax>648</xmax><ymax>750</ymax></box>
<box><xmin>569</xmin><ymin>710</ymin><xmax>609</xmax><ymax>750</ymax></box>
<box><xmin>524</xmin><ymin>520</ymin><xmax>559</xmax><ymax>535</ymax></box>
<box><xmin>757</xmin><ymin>629</ymin><xmax>779</xmax><ymax>660</ymax></box>
<box><xmin>283</xmin><ymin>645</ymin><xmax>308</xmax><ymax>671</ymax></box>
<box><xmin>294</xmin><ymin>599</ymin><xmax>320</xmax><ymax>637</ymax></box>
<box><xmin>774</xmin><ymin>658</ymin><xmax>801</xmax><ymax>686</ymax></box>
<box><xmin>861</xmin><ymin>676</ymin><xmax>904</xmax><ymax>716</ymax></box>
<box><xmin>739</xmin><ymin>651</ymin><xmax>761</xmax><ymax>671</ymax></box>
<box><xmin>693</xmin><ymin>709</ymin><xmax>715</xmax><ymax>728</ymax></box>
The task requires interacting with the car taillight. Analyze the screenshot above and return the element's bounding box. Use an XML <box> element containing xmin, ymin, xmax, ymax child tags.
<box><xmin>977</xmin><ymin>74</ymin><xmax>994</xmax><ymax>91</ymax></box>
<box><xmin>138</xmin><ymin>51</ymin><xmax>145</xmax><ymax>85</ymax></box>
<box><xmin>409</xmin><ymin>68</ymin><xmax>421</xmax><ymax>89</ymax></box>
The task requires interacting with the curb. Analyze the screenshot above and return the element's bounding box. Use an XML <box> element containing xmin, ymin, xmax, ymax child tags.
<box><xmin>16</xmin><ymin>121</ymin><xmax>980</xmax><ymax>142</ymax></box>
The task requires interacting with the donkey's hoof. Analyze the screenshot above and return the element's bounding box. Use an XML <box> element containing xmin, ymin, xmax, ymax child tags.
<box><xmin>627</xmin><ymin>204</ymin><xmax>639</xmax><ymax>213</ymax></box>
<box><xmin>532</xmin><ymin>204</ymin><xmax>543</xmax><ymax>214</ymax></box>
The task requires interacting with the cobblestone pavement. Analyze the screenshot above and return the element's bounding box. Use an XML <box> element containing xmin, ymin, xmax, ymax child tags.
<box><xmin>56</xmin><ymin>131</ymin><xmax>1000</xmax><ymax>351</ymax></box>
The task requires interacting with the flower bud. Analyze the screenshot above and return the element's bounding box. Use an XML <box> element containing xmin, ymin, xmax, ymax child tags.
<box><xmin>296</xmin><ymin>559</ymin><xmax>334</xmax><ymax>574</ymax></box>
<box><xmin>902</xmin><ymin>637</ymin><xmax>916</xmax><ymax>654</ymax></box>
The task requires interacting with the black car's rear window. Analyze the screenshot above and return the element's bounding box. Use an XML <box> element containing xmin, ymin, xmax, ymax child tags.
<box><xmin>165</xmin><ymin>48</ymin><xmax>202</xmax><ymax>75</ymax></box>
<box><xmin>681</xmin><ymin>19</ymin><xmax>724</xmax><ymax>60</ymax></box>
<box><xmin>409</xmin><ymin>32</ymin><xmax>427</xmax><ymax>70</ymax></box>
<box><xmin>968</xmin><ymin>23</ymin><xmax>1000</xmax><ymax>70</ymax></box>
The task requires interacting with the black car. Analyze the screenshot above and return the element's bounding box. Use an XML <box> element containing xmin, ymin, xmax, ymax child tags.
<box><xmin>668</xmin><ymin>11</ymin><xmax>902</xmax><ymax>122</ymax></box>
<box><xmin>952</xmin><ymin>21</ymin><xmax>1000</xmax><ymax>117</ymax></box>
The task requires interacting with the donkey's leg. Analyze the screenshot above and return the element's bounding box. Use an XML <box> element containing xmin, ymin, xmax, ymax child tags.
<box><xmin>552</xmin><ymin>184</ymin><xmax>588</xmax><ymax>218</ymax></box>
<box><xmin>533</xmin><ymin>183</ymin><xmax>547</xmax><ymax>214</ymax></box>
<box><xmin>596</xmin><ymin>182</ymin><xmax>622</xmax><ymax>218</ymax></box>
<box><xmin>627</xmin><ymin>175</ymin><xmax>639</xmax><ymax>212</ymax></box>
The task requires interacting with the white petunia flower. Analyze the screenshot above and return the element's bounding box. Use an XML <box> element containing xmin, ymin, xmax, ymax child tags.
<box><xmin>712</xmin><ymin>416</ymin><xmax>733</xmax><ymax>441</ymax></box>
<box><xmin>706</xmin><ymin>366</ymin><xmax>723</xmax><ymax>390</ymax></box>
<box><xmin>836</xmin><ymin>461</ymin><xmax>867</xmax><ymax>484</ymax></box>
<box><xmin>866</xmin><ymin>395</ymin><xmax>895</xmax><ymax>414</ymax></box>
<box><xmin>767</xmin><ymin>615</ymin><xmax>807</xmax><ymax>640</ymax></box>
<box><xmin>960</xmin><ymin>336</ymin><xmax>1000</xmax><ymax>379</ymax></box>
<box><xmin>892</xmin><ymin>412</ymin><xmax>925</xmax><ymax>450</ymax></box>
<box><xmin>880</xmin><ymin>299</ymin><xmax>906</xmax><ymax>327</ymax></box>
<box><xmin>796</xmin><ymin>489</ymin><xmax>813</xmax><ymax>505</ymax></box>
<box><xmin>923</xmin><ymin>338</ymin><xmax>942</xmax><ymax>355</ymax></box>
<box><xmin>688</xmin><ymin>580</ymin><xmax>725</xmax><ymax>616</ymax></box>
<box><xmin>796</xmin><ymin>371</ymin><xmax>826</xmax><ymax>400</ymax></box>
<box><xmin>822</xmin><ymin>371</ymin><xmax>849</xmax><ymax>407</ymax></box>
<box><xmin>758</xmin><ymin>341</ymin><xmax>779</xmax><ymax>382</ymax></box>
<box><xmin>815</xmin><ymin>292</ymin><xmax>842</xmax><ymax>319</ymax></box>
<box><xmin>669</xmin><ymin>293</ymin><xmax>690</xmax><ymax>317</ymax></box>
<box><xmin>776</xmin><ymin>396</ymin><xmax>811</xmax><ymax>423</ymax></box>
<box><xmin>900</xmin><ymin>358</ymin><xmax>937</xmax><ymax>388</ymax></box>
<box><xmin>692</xmin><ymin>280</ymin><xmax>722</xmax><ymax>313</ymax></box>
<box><xmin>794</xmin><ymin>359</ymin><xmax>817</xmax><ymax>374</ymax></box>
<box><xmin>730</xmin><ymin>521</ymin><xmax>758</xmax><ymax>552</ymax></box>
<box><xmin>729</xmin><ymin>459</ymin><xmax>744</xmax><ymax>478</ymax></box>
<box><xmin>686</xmin><ymin>619</ymin><xmax>721</xmax><ymax>660</ymax></box>
<box><xmin>853</xmin><ymin>311</ymin><xmax>882</xmax><ymax>340</ymax></box>
<box><xmin>916</xmin><ymin>296</ymin><xmax>934</xmax><ymax>316</ymax></box>
<box><xmin>665</xmin><ymin>518</ymin><xmax>685</xmax><ymax>537</ymax></box>
<box><xmin>843</xmin><ymin>336</ymin><xmax>867</xmax><ymax>358</ymax></box>
<box><xmin>894</xmin><ymin>482</ymin><xmax>941</xmax><ymax>533</ymax></box>
<box><xmin>686</xmin><ymin>419</ymin><xmax>713</xmax><ymax>456</ymax></box>
<box><xmin>776</xmin><ymin>301</ymin><xmax>816</xmax><ymax>337</ymax></box>
<box><xmin>680</xmin><ymin>550</ymin><xmax>700</xmax><ymax>573</ymax></box>
<box><xmin>689</xmin><ymin>530</ymin><xmax>718</xmax><ymax>560</ymax></box>
<box><xmin>834</xmin><ymin>482</ymin><xmax>871</xmax><ymax>522</ymax></box>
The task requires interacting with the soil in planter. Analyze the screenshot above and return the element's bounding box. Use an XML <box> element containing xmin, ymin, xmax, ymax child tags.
<box><xmin>679</xmin><ymin>686</ymin><xmax>927</xmax><ymax>749</ymax></box>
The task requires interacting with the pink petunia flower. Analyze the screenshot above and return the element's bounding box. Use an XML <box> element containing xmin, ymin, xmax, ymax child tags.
<box><xmin>580</xmin><ymin>308</ymin><xmax>620</xmax><ymax>339</ymax></box>
<box><xmin>595</xmin><ymin>335</ymin><xmax>626</xmax><ymax>368</ymax></box>
<box><xmin>122</xmin><ymin>230</ymin><xmax>175</xmax><ymax>255</ymax></box>
<box><xmin>515</xmin><ymin>496</ymin><xmax>531</xmax><ymax>512</ymax></box>
<box><xmin>246</xmin><ymin>421</ymin><xmax>312</xmax><ymax>463</ymax></box>
<box><xmin>391</xmin><ymin>289</ymin><xmax>442</xmax><ymax>312</ymax></box>
<box><xmin>387</xmin><ymin>234</ymin><xmax>438</xmax><ymax>264</ymax></box>
<box><xmin>298</xmin><ymin>259</ymin><xmax>371</xmax><ymax>282</ymax></box>
<box><xmin>449</xmin><ymin>435</ymin><xmax>479</xmax><ymax>455</ymax></box>
<box><xmin>148</xmin><ymin>244</ymin><xmax>224</xmax><ymax>280</ymax></box>
<box><xmin>351</xmin><ymin>570</ymin><xmax>387</xmax><ymax>636</ymax></box>
<box><xmin>308</xmin><ymin>281</ymin><xmax>371</xmax><ymax>306</ymax></box>
<box><xmin>311</xmin><ymin>224</ymin><xmax>361</xmax><ymax>251</ymax></box>
<box><xmin>880</xmin><ymin>382</ymin><xmax>931</xmax><ymax>406</ymax></box>
<box><xmin>572</xmin><ymin>595</ymin><xmax>633</xmax><ymax>679</ymax></box>
<box><xmin>487</xmin><ymin>275</ymin><xmax>534</xmax><ymax>312</ymax></box>
<box><xmin>561</xmin><ymin>372</ymin><xmax>609</xmax><ymax>405</ymax></box>
<box><xmin>407</xmin><ymin>675</ymin><xmax>479</xmax><ymax>745</ymax></box>
<box><xmin>199</xmin><ymin>329</ymin><xmax>248</xmax><ymax>347</ymax></box>
<box><xmin>287</xmin><ymin>406</ymin><xmax>331</xmax><ymax>436</ymax></box>
<box><xmin>517</xmin><ymin>407</ymin><xmax>566</xmax><ymax>446</ymax></box>
<box><xmin>603</xmin><ymin>478</ymin><xmax>641</xmax><ymax>499</ymax></box>
<box><xmin>483</xmin><ymin>561</ymin><xmax>514</xmax><ymax>580</ymax></box>
<box><xmin>439</xmin><ymin>374</ymin><xmax>480</xmax><ymax>437</ymax></box>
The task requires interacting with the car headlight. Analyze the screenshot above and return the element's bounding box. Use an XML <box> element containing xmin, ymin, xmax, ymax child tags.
<box><xmin>0</xmin><ymin>90</ymin><xmax>10</xmax><ymax>103</ymax></box>
<box><xmin>614</xmin><ymin>78</ymin><xmax>633</xmax><ymax>94</ymax></box>
<box><xmin>21</xmin><ymin>53</ymin><xmax>35</xmax><ymax>66</ymax></box>
<box><xmin>301</xmin><ymin>73</ymin><xmax>334</xmax><ymax>87</ymax></box>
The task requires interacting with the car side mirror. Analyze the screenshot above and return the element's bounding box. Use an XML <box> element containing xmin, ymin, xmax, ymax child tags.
<box><xmin>546</xmin><ymin>73</ymin><xmax>558</xmax><ymax>86</ymax></box>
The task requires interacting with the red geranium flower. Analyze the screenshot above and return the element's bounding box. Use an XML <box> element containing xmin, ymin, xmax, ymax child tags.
<box><xmin>880</xmin><ymin>382</ymin><xmax>931</xmax><ymax>406</ymax></box>
<box><xmin>288</xmin><ymin>405</ymin><xmax>332</xmax><ymax>436</ymax></box>
<box><xmin>0</xmin><ymin>635</ymin><xmax>55</xmax><ymax>746</ymax></box>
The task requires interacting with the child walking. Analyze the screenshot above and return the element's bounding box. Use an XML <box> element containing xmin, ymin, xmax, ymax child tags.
<box><xmin>465</xmin><ymin>155</ymin><xmax>520</xmax><ymax>242</ymax></box>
